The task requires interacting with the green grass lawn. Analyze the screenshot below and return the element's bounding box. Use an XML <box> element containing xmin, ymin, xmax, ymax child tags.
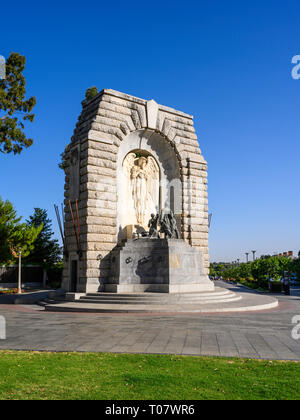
<box><xmin>0</xmin><ymin>350</ymin><xmax>299</xmax><ymax>400</ymax></box>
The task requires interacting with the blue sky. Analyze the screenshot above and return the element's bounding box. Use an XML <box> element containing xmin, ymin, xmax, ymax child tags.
<box><xmin>1</xmin><ymin>0</ymin><xmax>300</xmax><ymax>262</ymax></box>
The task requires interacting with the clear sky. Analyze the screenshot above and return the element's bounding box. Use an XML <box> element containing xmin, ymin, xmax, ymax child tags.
<box><xmin>1</xmin><ymin>0</ymin><xmax>300</xmax><ymax>262</ymax></box>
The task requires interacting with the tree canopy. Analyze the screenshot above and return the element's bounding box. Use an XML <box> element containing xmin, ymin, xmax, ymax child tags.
<box><xmin>0</xmin><ymin>197</ymin><xmax>42</xmax><ymax>264</ymax></box>
<box><xmin>0</xmin><ymin>52</ymin><xmax>36</xmax><ymax>154</ymax></box>
<box><xmin>25</xmin><ymin>208</ymin><xmax>61</xmax><ymax>266</ymax></box>
<box><xmin>84</xmin><ymin>86</ymin><xmax>98</xmax><ymax>102</ymax></box>
<box><xmin>210</xmin><ymin>255</ymin><xmax>300</xmax><ymax>289</ymax></box>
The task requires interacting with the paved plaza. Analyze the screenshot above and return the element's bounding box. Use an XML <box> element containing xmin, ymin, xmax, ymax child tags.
<box><xmin>0</xmin><ymin>282</ymin><xmax>300</xmax><ymax>361</ymax></box>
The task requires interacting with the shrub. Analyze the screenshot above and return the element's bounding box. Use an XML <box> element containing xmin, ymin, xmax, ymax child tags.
<box><xmin>0</xmin><ymin>288</ymin><xmax>24</xmax><ymax>294</ymax></box>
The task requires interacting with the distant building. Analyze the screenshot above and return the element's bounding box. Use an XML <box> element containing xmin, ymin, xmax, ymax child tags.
<box><xmin>275</xmin><ymin>251</ymin><xmax>295</xmax><ymax>259</ymax></box>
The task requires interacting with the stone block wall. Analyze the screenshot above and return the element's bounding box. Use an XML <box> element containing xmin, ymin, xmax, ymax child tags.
<box><xmin>62</xmin><ymin>89</ymin><xmax>209</xmax><ymax>293</ymax></box>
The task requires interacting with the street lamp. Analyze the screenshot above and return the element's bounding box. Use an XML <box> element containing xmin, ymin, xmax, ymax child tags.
<box><xmin>18</xmin><ymin>248</ymin><xmax>22</xmax><ymax>294</ymax></box>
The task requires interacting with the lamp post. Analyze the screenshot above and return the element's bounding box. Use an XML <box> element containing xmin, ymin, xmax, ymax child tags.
<box><xmin>251</xmin><ymin>250</ymin><xmax>256</xmax><ymax>261</ymax></box>
<box><xmin>43</xmin><ymin>259</ymin><xmax>47</xmax><ymax>289</ymax></box>
<box><xmin>18</xmin><ymin>248</ymin><xmax>22</xmax><ymax>294</ymax></box>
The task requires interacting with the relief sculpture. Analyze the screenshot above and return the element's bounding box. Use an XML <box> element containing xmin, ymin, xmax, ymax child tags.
<box><xmin>123</xmin><ymin>152</ymin><xmax>159</xmax><ymax>228</ymax></box>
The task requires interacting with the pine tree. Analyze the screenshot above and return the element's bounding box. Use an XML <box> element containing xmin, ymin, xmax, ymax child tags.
<box><xmin>0</xmin><ymin>52</ymin><xmax>36</xmax><ymax>154</ymax></box>
<box><xmin>0</xmin><ymin>197</ymin><xmax>42</xmax><ymax>264</ymax></box>
<box><xmin>25</xmin><ymin>208</ymin><xmax>61</xmax><ymax>266</ymax></box>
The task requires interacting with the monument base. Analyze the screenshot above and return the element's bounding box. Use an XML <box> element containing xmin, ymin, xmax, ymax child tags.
<box><xmin>105</xmin><ymin>238</ymin><xmax>214</xmax><ymax>294</ymax></box>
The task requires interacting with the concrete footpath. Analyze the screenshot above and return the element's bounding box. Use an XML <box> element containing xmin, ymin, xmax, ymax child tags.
<box><xmin>0</xmin><ymin>282</ymin><xmax>300</xmax><ymax>361</ymax></box>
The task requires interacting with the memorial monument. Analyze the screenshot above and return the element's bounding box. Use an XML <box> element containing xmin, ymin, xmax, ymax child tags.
<box><xmin>61</xmin><ymin>89</ymin><xmax>213</xmax><ymax>294</ymax></box>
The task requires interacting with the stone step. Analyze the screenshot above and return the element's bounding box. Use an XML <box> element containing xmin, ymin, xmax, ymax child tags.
<box><xmin>81</xmin><ymin>295</ymin><xmax>235</xmax><ymax>303</ymax></box>
<box><xmin>84</xmin><ymin>293</ymin><xmax>232</xmax><ymax>300</ymax></box>
<box><xmin>44</xmin><ymin>293</ymin><xmax>279</xmax><ymax>314</ymax></box>
<box><xmin>85</xmin><ymin>289</ymin><xmax>231</xmax><ymax>299</ymax></box>
<box><xmin>78</xmin><ymin>294</ymin><xmax>241</xmax><ymax>305</ymax></box>
<box><xmin>80</xmin><ymin>290</ymin><xmax>234</xmax><ymax>302</ymax></box>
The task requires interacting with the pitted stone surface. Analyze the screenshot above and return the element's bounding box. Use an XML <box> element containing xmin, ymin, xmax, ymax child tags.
<box><xmin>107</xmin><ymin>238</ymin><xmax>213</xmax><ymax>293</ymax></box>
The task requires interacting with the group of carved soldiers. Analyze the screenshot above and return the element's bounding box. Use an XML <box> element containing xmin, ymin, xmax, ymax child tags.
<box><xmin>148</xmin><ymin>211</ymin><xmax>179</xmax><ymax>239</ymax></box>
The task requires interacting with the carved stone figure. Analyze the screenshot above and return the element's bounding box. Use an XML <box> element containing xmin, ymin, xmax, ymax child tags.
<box><xmin>160</xmin><ymin>212</ymin><xmax>172</xmax><ymax>238</ymax></box>
<box><xmin>123</xmin><ymin>153</ymin><xmax>159</xmax><ymax>228</ymax></box>
<box><xmin>148</xmin><ymin>213</ymin><xmax>160</xmax><ymax>238</ymax></box>
<box><xmin>168</xmin><ymin>210</ymin><xmax>179</xmax><ymax>239</ymax></box>
<box><xmin>160</xmin><ymin>210</ymin><xmax>179</xmax><ymax>239</ymax></box>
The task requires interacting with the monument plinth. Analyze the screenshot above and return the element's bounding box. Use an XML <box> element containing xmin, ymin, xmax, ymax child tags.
<box><xmin>62</xmin><ymin>89</ymin><xmax>212</xmax><ymax>294</ymax></box>
<box><xmin>107</xmin><ymin>238</ymin><xmax>214</xmax><ymax>293</ymax></box>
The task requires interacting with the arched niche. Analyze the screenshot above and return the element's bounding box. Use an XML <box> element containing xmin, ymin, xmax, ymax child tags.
<box><xmin>117</xmin><ymin>129</ymin><xmax>182</xmax><ymax>241</ymax></box>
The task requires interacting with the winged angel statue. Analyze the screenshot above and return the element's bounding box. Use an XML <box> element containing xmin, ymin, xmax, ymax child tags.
<box><xmin>123</xmin><ymin>153</ymin><xmax>160</xmax><ymax>227</ymax></box>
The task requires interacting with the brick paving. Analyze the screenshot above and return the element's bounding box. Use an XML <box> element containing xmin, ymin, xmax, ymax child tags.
<box><xmin>0</xmin><ymin>283</ymin><xmax>300</xmax><ymax>360</ymax></box>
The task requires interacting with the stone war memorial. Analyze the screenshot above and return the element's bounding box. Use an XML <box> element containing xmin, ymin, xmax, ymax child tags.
<box><xmin>50</xmin><ymin>89</ymin><xmax>277</xmax><ymax>312</ymax></box>
<box><xmin>63</xmin><ymin>89</ymin><xmax>211</xmax><ymax>293</ymax></box>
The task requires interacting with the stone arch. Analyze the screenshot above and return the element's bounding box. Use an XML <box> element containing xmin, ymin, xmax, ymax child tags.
<box><xmin>117</xmin><ymin>128</ymin><xmax>183</xmax><ymax>241</ymax></box>
<box><xmin>62</xmin><ymin>90</ymin><xmax>210</xmax><ymax>293</ymax></box>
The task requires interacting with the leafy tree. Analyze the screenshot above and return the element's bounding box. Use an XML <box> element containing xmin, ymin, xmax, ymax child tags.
<box><xmin>251</xmin><ymin>256</ymin><xmax>291</xmax><ymax>283</ymax></box>
<box><xmin>209</xmin><ymin>262</ymin><xmax>228</xmax><ymax>277</ymax></box>
<box><xmin>210</xmin><ymin>255</ymin><xmax>299</xmax><ymax>290</ymax></box>
<box><xmin>0</xmin><ymin>52</ymin><xmax>36</xmax><ymax>154</ymax></box>
<box><xmin>238</xmin><ymin>262</ymin><xmax>252</xmax><ymax>280</ymax></box>
<box><xmin>290</xmin><ymin>258</ymin><xmax>300</xmax><ymax>280</ymax></box>
<box><xmin>25</xmin><ymin>208</ymin><xmax>61</xmax><ymax>266</ymax></box>
<box><xmin>84</xmin><ymin>86</ymin><xmax>98</xmax><ymax>101</ymax></box>
<box><xmin>0</xmin><ymin>197</ymin><xmax>42</xmax><ymax>264</ymax></box>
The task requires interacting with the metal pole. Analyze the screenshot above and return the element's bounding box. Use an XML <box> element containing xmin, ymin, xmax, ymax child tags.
<box><xmin>18</xmin><ymin>248</ymin><xmax>22</xmax><ymax>294</ymax></box>
<box><xmin>43</xmin><ymin>259</ymin><xmax>47</xmax><ymax>289</ymax></box>
<box><xmin>208</xmin><ymin>213</ymin><xmax>212</xmax><ymax>229</ymax></box>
